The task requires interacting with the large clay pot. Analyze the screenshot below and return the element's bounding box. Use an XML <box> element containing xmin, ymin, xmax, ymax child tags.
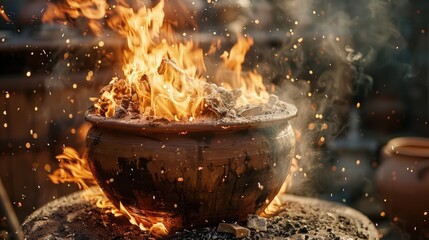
<box><xmin>376</xmin><ymin>137</ymin><xmax>429</xmax><ymax>235</ymax></box>
<box><xmin>84</xmin><ymin>104</ymin><xmax>297</xmax><ymax>231</ymax></box>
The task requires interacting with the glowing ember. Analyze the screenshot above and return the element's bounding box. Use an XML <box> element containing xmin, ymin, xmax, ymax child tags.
<box><xmin>0</xmin><ymin>5</ymin><xmax>11</xmax><ymax>23</ymax></box>
<box><xmin>50</xmin><ymin>147</ymin><xmax>168</xmax><ymax>237</ymax></box>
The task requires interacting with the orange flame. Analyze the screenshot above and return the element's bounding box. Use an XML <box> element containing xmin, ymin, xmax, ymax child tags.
<box><xmin>260</xmin><ymin>156</ymin><xmax>298</xmax><ymax>218</ymax></box>
<box><xmin>105</xmin><ymin>0</ymin><xmax>206</xmax><ymax>120</ymax></box>
<box><xmin>0</xmin><ymin>6</ymin><xmax>11</xmax><ymax>22</ymax></box>
<box><xmin>42</xmin><ymin>0</ymin><xmax>106</xmax><ymax>34</ymax></box>
<box><xmin>43</xmin><ymin>0</ymin><xmax>270</xmax><ymax>121</ymax></box>
<box><xmin>49</xmin><ymin>147</ymin><xmax>96</xmax><ymax>189</ymax></box>
<box><xmin>216</xmin><ymin>35</ymin><xmax>270</xmax><ymax>107</ymax></box>
<box><xmin>50</xmin><ymin>147</ymin><xmax>168</xmax><ymax>237</ymax></box>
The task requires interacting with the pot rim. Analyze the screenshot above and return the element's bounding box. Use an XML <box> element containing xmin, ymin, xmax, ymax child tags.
<box><xmin>85</xmin><ymin>102</ymin><xmax>297</xmax><ymax>133</ymax></box>
<box><xmin>385</xmin><ymin>137</ymin><xmax>429</xmax><ymax>158</ymax></box>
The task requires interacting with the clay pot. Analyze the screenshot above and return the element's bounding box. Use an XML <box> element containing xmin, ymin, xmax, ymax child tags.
<box><xmin>84</xmin><ymin>104</ymin><xmax>297</xmax><ymax>231</ymax></box>
<box><xmin>376</xmin><ymin>137</ymin><xmax>429</xmax><ymax>234</ymax></box>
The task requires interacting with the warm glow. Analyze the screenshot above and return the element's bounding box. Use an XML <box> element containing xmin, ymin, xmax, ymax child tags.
<box><xmin>260</xmin><ymin>156</ymin><xmax>297</xmax><ymax>218</ymax></box>
<box><xmin>43</xmin><ymin>0</ymin><xmax>270</xmax><ymax>121</ymax></box>
<box><xmin>42</xmin><ymin>0</ymin><xmax>107</xmax><ymax>34</ymax></box>
<box><xmin>49</xmin><ymin>147</ymin><xmax>96</xmax><ymax>189</ymax></box>
<box><xmin>216</xmin><ymin>35</ymin><xmax>269</xmax><ymax>107</ymax></box>
<box><xmin>0</xmin><ymin>6</ymin><xmax>11</xmax><ymax>23</ymax></box>
<box><xmin>50</xmin><ymin>147</ymin><xmax>168</xmax><ymax>237</ymax></box>
<box><xmin>44</xmin><ymin>0</ymin><xmax>276</xmax><ymax>235</ymax></box>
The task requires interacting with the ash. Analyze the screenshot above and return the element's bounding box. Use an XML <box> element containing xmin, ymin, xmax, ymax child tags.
<box><xmin>174</xmin><ymin>199</ymin><xmax>374</xmax><ymax>240</ymax></box>
<box><xmin>97</xmin><ymin>79</ymin><xmax>286</xmax><ymax>121</ymax></box>
<box><xmin>94</xmin><ymin>59</ymin><xmax>286</xmax><ymax>122</ymax></box>
<box><xmin>22</xmin><ymin>190</ymin><xmax>377</xmax><ymax>240</ymax></box>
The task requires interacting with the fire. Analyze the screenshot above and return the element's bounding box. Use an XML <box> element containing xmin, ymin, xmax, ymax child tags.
<box><xmin>49</xmin><ymin>147</ymin><xmax>96</xmax><ymax>189</ymax></box>
<box><xmin>44</xmin><ymin>0</ymin><xmax>276</xmax><ymax>236</ymax></box>
<box><xmin>42</xmin><ymin>0</ymin><xmax>107</xmax><ymax>34</ymax></box>
<box><xmin>260</xmin><ymin>160</ymin><xmax>297</xmax><ymax>218</ymax></box>
<box><xmin>51</xmin><ymin>147</ymin><xmax>168</xmax><ymax>237</ymax></box>
<box><xmin>0</xmin><ymin>6</ymin><xmax>11</xmax><ymax>22</ymax></box>
<box><xmin>43</xmin><ymin>0</ymin><xmax>270</xmax><ymax>121</ymax></box>
<box><xmin>216</xmin><ymin>35</ymin><xmax>270</xmax><ymax>107</ymax></box>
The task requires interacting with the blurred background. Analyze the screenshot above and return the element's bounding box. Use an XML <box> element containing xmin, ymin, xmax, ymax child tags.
<box><xmin>1</xmin><ymin>0</ymin><xmax>428</xmax><ymax>239</ymax></box>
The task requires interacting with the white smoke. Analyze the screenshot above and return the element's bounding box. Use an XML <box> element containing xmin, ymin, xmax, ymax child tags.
<box><xmin>249</xmin><ymin>0</ymin><xmax>408</xmax><ymax>195</ymax></box>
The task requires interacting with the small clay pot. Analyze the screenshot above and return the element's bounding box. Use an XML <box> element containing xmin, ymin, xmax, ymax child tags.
<box><xmin>85</xmin><ymin>104</ymin><xmax>297</xmax><ymax>231</ymax></box>
<box><xmin>376</xmin><ymin>137</ymin><xmax>429</xmax><ymax>234</ymax></box>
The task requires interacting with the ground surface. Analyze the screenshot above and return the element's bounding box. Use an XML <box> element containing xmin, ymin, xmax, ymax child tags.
<box><xmin>22</xmin><ymin>190</ymin><xmax>379</xmax><ymax>240</ymax></box>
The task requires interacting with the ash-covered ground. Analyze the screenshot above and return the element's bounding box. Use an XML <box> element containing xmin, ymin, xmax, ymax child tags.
<box><xmin>22</xmin><ymin>190</ymin><xmax>378</xmax><ymax>240</ymax></box>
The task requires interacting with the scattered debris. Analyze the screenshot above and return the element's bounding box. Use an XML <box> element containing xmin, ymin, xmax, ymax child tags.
<box><xmin>246</xmin><ymin>214</ymin><xmax>267</xmax><ymax>232</ymax></box>
<box><xmin>216</xmin><ymin>223</ymin><xmax>251</xmax><ymax>239</ymax></box>
<box><xmin>22</xmin><ymin>190</ymin><xmax>378</xmax><ymax>240</ymax></box>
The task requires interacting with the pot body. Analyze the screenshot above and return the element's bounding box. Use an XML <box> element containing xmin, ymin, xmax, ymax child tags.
<box><xmin>376</xmin><ymin>137</ymin><xmax>429</xmax><ymax>233</ymax></box>
<box><xmin>85</xmin><ymin>121</ymin><xmax>295</xmax><ymax>230</ymax></box>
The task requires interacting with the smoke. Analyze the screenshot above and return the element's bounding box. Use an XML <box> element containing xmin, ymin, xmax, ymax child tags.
<box><xmin>249</xmin><ymin>0</ymin><xmax>408</xmax><ymax>196</ymax></box>
<box><xmin>40</xmin><ymin>0</ymin><xmax>409</xmax><ymax>197</ymax></box>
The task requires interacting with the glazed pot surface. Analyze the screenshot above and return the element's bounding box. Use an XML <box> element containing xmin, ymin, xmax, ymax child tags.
<box><xmin>85</xmin><ymin>106</ymin><xmax>297</xmax><ymax>231</ymax></box>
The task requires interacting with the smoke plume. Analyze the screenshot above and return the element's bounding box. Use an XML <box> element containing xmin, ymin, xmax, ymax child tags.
<box><xmin>251</xmin><ymin>0</ymin><xmax>408</xmax><ymax>196</ymax></box>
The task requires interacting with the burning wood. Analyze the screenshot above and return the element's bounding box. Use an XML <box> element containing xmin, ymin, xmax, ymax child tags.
<box><xmin>43</xmin><ymin>0</ymin><xmax>275</xmax><ymax>122</ymax></box>
<box><xmin>157</xmin><ymin>58</ymin><xmax>188</xmax><ymax>76</ymax></box>
<box><xmin>156</xmin><ymin>58</ymin><xmax>243</xmax><ymax>117</ymax></box>
<box><xmin>93</xmin><ymin>56</ymin><xmax>286</xmax><ymax>120</ymax></box>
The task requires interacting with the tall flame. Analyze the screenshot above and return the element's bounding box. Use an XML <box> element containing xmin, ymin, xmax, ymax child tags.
<box><xmin>216</xmin><ymin>35</ymin><xmax>270</xmax><ymax>107</ymax></box>
<box><xmin>106</xmin><ymin>0</ymin><xmax>207</xmax><ymax>120</ymax></box>
<box><xmin>43</xmin><ymin>0</ymin><xmax>270</xmax><ymax>121</ymax></box>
